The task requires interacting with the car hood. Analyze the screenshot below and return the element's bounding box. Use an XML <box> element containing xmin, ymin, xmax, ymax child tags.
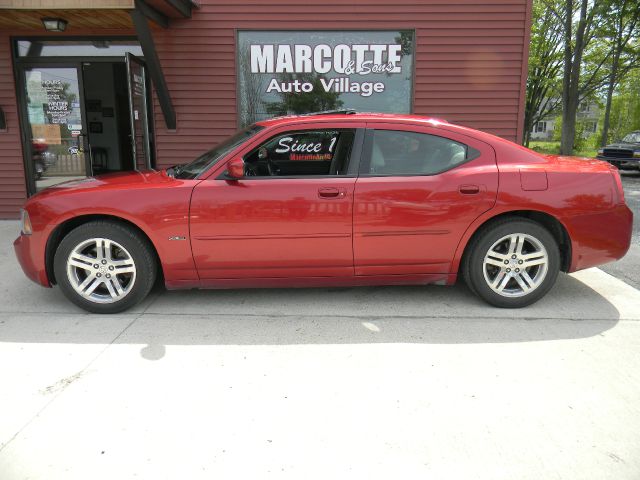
<box><xmin>33</xmin><ymin>170</ymin><xmax>177</xmax><ymax>198</ymax></box>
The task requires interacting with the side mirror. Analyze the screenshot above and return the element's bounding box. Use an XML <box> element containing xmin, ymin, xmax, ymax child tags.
<box><xmin>225</xmin><ymin>157</ymin><xmax>244</xmax><ymax>179</ymax></box>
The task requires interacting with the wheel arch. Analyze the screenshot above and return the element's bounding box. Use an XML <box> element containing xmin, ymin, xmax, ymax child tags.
<box><xmin>456</xmin><ymin>210</ymin><xmax>572</xmax><ymax>274</ymax></box>
<box><xmin>45</xmin><ymin>214</ymin><xmax>162</xmax><ymax>285</ymax></box>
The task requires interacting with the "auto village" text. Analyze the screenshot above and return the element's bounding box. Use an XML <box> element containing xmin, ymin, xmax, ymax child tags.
<box><xmin>266</xmin><ymin>77</ymin><xmax>385</xmax><ymax>97</ymax></box>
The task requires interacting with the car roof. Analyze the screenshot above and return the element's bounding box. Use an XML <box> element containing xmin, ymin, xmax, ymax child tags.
<box><xmin>255</xmin><ymin>112</ymin><xmax>451</xmax><ymax>127</ymax></box>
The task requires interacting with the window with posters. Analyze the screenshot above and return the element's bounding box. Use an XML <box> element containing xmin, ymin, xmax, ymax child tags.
<box><xmin>237</xmin><ymin>30</ymin><xmax>414</xmax><ymax>126</ymax></box>
<box><xmin>244</xmin><ymin>129</ymin><xmax>356</xmax><ymax>177</ymax></box>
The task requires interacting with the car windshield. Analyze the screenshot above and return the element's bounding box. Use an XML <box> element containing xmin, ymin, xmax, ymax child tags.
<box><xmin>172</xmin><ymin>125</ymin><xmax>264</xmax><ymax>179</ymax></box>
<box><xmin>621</xmin><ymin>132</ymin><xmax>640</xmax><ymax>143</ymax></box>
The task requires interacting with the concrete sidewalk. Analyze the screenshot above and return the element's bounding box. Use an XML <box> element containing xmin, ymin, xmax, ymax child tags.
<box><xmin>1</xmin><ymin>220</ymin><xmax>639</xmax><ymax>479</ymax></box>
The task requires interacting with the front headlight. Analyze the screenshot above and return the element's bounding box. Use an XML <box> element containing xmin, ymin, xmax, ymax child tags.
<box><xmin>597</xmin><ymin>148</ymin><xmax>604</xmax><ymax>155</ymax></box>
<box><xmin>20</xmin><ymin>209</ymin><xmax>32</xmax><ymax>235</ymax></box>
<box><xmin>634</xmin><ymin>151</ymin><xmax>640</xmax><ymax>158</ymax></box>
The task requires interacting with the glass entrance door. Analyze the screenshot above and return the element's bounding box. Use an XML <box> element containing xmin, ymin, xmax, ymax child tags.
<box><xmin>125</xmin><ymin>53</ymin><xmax>152</xmax><ymax>170</ymax></box>
<box><xmin>20</xmin><ymin>65</ymin><xmax>90</xmax><ymax>192</ymax></box>
<box><xmin>14</xmin><ymin>39</ymin><xmax>155</xmax><ymax>196</ymax></box>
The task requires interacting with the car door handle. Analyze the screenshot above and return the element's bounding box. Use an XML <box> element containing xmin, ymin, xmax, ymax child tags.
<box><xmin>459</xmin><ymin>184</ymin><xmax>481</xmax><ymax>195</ymax></box>
<box><xmin>318</xmin><ymin>187</ymin><xmax>345</xmax><ymax>199</ymax></box>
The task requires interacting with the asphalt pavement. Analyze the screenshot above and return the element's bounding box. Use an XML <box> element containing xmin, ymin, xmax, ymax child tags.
<box><xmin>0</xmin><ymin>197</ymin><xmax>639</xmax><ymax>480</ymax></box>
<box><xmin>601</xmin><ymin>170</ymin><xmax>640</xmax><ymax>288</ymax></box>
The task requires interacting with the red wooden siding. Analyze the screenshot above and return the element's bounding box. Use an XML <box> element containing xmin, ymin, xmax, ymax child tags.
<box><xmin>0</xmin><ymin>0</ymin><xmax>532</xmax><ymax>218</ymax></box>
<box><xmin>150</xmin><ymin>0</ymin><xmax>532</xmax><ymax>168</ymax></box>
<box><xmin>0</xmin><ymin>31</ymin><xmax>27</xmax><ymax>219</ymax></box>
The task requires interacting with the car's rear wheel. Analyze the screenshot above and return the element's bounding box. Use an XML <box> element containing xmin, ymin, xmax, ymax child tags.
<box><xmin>463</xmin><ymin>218</ymin><xmax>560</xmax><ymax>308</ymax></box>
<box><xmin>53</xmin><ymin>221</ymin><xmax>157</xmax><ymax>314</ymax></box>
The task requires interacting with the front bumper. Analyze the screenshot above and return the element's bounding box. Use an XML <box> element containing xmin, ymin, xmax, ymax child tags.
<box><xmin>596</xmin><ymin>155</ymin><xmax>640</xmax><ymax>170</ymax></box>
<box><xmin>14</xmin><ymin>233</ymin><xmax>51</xmax><ymax>287</ymax></box>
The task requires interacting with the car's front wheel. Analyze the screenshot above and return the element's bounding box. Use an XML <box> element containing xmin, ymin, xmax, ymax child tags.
<box><xmin>463</xmin><ymin>218</ymin><xmax>560</xmax><ymax>308</ymax></box>
<box><xmin>53</xmin><ymin>221</ymin><xmax>157</xmax><ymax>313</ymax></box>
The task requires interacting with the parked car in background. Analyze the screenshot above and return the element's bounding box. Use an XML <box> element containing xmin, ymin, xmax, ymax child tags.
<box><xmin>596</xmin><ymin>131</ymin><xmax>640</xmax><ymax>170</ymax></box>
<box><xmin>14</xmin><ymin>112</ymin><xmax>633</xmax><ymax>314</ymax></box>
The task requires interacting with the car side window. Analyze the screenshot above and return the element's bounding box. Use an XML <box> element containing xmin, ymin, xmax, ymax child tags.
<box><xmin>244</xmin><ymin>129</ymin><xmax>355</xmax><ymax>177</ymax></box>
<box><xmin>363</xmin><ymin>130</ymin><xmax>479</xmax><ymax>176</ymax></box>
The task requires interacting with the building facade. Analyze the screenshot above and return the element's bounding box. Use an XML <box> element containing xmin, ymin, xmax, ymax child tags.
<box><xmin>0</xmin><ymin>0</ymin><xmax>533</xmax><ymax>219</ymax></box>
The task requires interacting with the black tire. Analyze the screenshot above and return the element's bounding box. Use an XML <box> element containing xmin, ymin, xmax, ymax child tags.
<box><xmin>53</xmin><ymin>220</ymin><xmax>157</xmax><ymax>314</ymax></box>
<box><xmin>462</xmin><ymin>218</ymin><xmax>560</xmax><ymax>308</ymax></box>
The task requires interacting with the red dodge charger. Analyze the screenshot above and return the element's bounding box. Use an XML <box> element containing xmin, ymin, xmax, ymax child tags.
<box><xmin>14</xmin><ymin>112</ymin><xmax>633</xmax><ymax>313</ymax></box>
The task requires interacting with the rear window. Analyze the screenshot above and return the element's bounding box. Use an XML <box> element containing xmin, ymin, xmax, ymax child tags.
<box><xmin>362</xmin><ymin>130</ymin><xmax>479</xmax><ymax>176</ymax></box>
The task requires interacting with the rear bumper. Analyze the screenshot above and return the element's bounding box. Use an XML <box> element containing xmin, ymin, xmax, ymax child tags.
<box><xmin>14</xmin><ymin>233</ymin><xmax>51</xmax><ymax>287</ymax></box>
<box><xmin>565</xmin><ymin>204</ymin><xmax>633</xmax><ymax>272</ymax></box>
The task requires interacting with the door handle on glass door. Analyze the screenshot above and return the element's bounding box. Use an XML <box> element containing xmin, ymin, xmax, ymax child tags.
<box><xmin>318</xmin><ymin>187</ymin><xmax>345</xmax><ymax>199</ymax></box>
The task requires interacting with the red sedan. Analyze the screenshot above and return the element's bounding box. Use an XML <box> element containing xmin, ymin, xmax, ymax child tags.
<box><xmin>14</xmin><ymin>113</ymin><xmax>633</xmax><ymax>313</ymax></box>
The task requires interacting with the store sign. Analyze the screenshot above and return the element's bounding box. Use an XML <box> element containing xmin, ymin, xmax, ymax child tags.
<box><xmin>40</xmin><ymin>80</ymin><xmax>71</xmax><ymax>124</ymax></box>
<box><xmin>238</xmin><ymin>31</ymin><xmax>414</xmax><ymax>126</ymax></box>
<box><xmin>250</xmin><ymin>44</ymin><xmax>403</xmax><ymax>97</ymax></box>
<box><xmin>25</xmin><ymin>68</ymin><xmax>82</xmax><ymax>146</ymax></box>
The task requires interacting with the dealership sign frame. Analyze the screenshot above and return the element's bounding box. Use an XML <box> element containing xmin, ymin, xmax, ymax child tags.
<box><xmin>236</xmin><ymin>30</ymin><xmax>416</xmax><ymax>127</ymax></box>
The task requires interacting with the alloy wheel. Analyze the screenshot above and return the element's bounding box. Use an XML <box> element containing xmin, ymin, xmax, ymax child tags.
<box><xmin>66</xmin><ymin>237</ymin><xmax>137</xmax><ymax>304</ymax></box>
<box><xmin>482</xmin><ymin>233</ymin><xmax>549</xmax><ymax>298</ymax></box>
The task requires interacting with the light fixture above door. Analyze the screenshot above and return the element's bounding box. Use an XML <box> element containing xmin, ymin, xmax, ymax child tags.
<box><xmin>41</xmin><ymin>18</ymin><xmax>68</xmax><ymax>32</ymax></box>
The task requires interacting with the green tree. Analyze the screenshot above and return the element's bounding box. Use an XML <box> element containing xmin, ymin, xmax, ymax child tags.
<box><xmin>544</xmin><ymin>0</ymin><xmax>640</xmax><ymax>154</ymax></box>
<box><xmin>527</xmin><ymin>0</ymin><xmax>640</xmax><ymax>152</ymax></box>
<box><xmin>598</xmin><ymin>0</ymin><xmax>640</xmax><ymax>145</ymax></box>
<box><xmin>524</xmin><ymin>0</ymin><xmax>564</xmax><ymax>146</ymax></box>
<box><xmin>557</xmin><ymin>0</ymin><xmax>607</xmax><ymax>154</ymax></box>
<box><xmin>605</xmin><ymin>68</ymin><xmax>640</xmax><ymax>141</ymax></box>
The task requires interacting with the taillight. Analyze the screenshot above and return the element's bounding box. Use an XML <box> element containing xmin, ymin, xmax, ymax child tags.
<box><xmin>611</xmin><ymin>168</ymin><xmax>625</xmax><ymax>204</ymax></box>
